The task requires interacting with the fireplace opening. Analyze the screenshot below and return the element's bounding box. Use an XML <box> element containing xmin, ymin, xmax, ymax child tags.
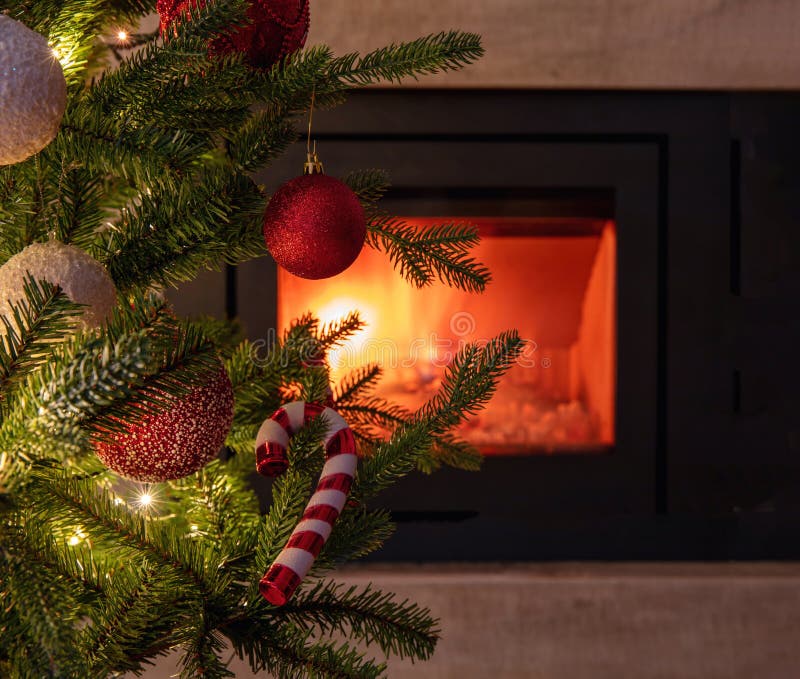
<box><xmin>279</xmin><ymin>217</ymin><xmax>616</xmax><ymax>455</ymax></box>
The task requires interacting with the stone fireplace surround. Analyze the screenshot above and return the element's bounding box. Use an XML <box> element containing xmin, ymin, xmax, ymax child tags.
<box><xmin>139</xmin><ymin>563</ymin><xmax>800</xmax><ymax>678</ymax></box>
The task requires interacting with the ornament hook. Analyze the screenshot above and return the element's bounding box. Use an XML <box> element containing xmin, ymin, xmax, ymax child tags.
<box><xmin>304</xmin><ymin>88</ymin><xmax>324</xmax><ymax>175</ymax></box>
<box><xmin>304</xmin><ymin>141</ymin><xmax>324</xmax><ymax>175</ymax></box>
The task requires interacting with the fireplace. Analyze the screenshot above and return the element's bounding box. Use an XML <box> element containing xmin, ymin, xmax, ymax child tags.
<box><xmin>279</xmin><ymin>217</ymin><xmax>616</xmax><ymax>455</ymax></box>
<box><xmin>251</xmin><ymin>91</ymin><xmax>669</xmax><ymax>563</ymax></box>
<box><xmin>174</xmin><ymin>89</ymin><xmax>800</xmax><ymax>561</ymax></box>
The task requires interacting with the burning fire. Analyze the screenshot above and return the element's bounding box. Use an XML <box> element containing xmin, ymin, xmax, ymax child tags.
<box><xmin>279</xmin><ymin>218</ymin><xmax>616</xmax><ymax>454</ymax></box>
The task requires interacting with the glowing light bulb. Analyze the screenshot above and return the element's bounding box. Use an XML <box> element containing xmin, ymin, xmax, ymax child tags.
<box><xmin>132</xmin><ymin>485</ymin><xmax>160</xmax><ymax>513</ymax></box>
<box><xmin>190</xmin><ymin>525</ymin><xmax>199</xmax><ymax>532</ymax></box>
<box><xmin>116</xmin><ymin>30</ymin><xmax>128</xmax><ymax>42</ymax></box>
<box><xmin>68</xmin><ymin>528</ymin><xmax>87</xmax><ymax>546</ymax></box>
<box><xmin>49</xmin><ymin>43</ymin><xmax>73</xmax><ymax>69</ymax></box>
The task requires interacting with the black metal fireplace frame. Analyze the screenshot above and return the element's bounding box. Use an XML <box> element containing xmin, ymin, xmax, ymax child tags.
<box><xmin>294</xmin><ymin>122</ymin><xmax>667</xmax><ymax>560</ymax></box>
<box><xmin>173</xmin><ymin>90</ymin><xmax>800</xmax><ymax>560</ymax></box>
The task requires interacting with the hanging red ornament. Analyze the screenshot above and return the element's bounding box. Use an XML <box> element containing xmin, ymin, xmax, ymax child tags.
<box><xmin>157</xmin><ymin>0</ymin><xmax>310</xmax><ymax>70</ymax></box>
<box><xmin>263</xmin><ymin>150</ymin><xmax>366</xmax><ymax>280</ymax></box>
<box><xmin>93</xmin><ymin>362</ymin><xmax>234</xmax><ymax>482</ymax></box>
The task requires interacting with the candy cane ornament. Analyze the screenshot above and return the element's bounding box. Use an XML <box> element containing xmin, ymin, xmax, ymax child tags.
<box><xmin>254</xmin><ymin>401</ymin><xmax>357</xmax><ymax>606</ymax></box>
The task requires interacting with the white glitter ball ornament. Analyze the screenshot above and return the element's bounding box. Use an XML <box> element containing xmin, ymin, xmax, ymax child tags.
<box><xmin>0</xmin><ymin>241</ymin><xmax>118</xmax><ymax>330</ymax></box>
<box><xmin>93</xmin><ymin>364</ymin><xmax>235</xmax><ymax>482</ymax></box>
<box><xmin>0</xmin><ymin>15</ymin><xmax>67</xmax><ymax>166</ymax></box>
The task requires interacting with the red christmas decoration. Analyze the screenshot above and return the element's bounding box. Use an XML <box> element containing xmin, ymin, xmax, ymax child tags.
<box><xmin>157</xmin><ymin>0</ymin><xmax>310</xmax><ymax>69</ymax></box>
<box><xmin>93</xmin><ymin>364</ymin><xmax>234</xmax><ymax>482</ymax></box>
<box><xmin>263</xmin><ymin>173</ymin><xmax>366</xmax><ymax>280</ymax></box>
<box><xmin>254</xmin><ymin>402</ymin><xmax>357</xmax><ymax>605</ymax></box>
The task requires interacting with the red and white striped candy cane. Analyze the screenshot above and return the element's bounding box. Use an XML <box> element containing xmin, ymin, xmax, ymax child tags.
<box><xmin>254</xmin><ymin>401</ymin><xmax>357</xmax><ymax>606</ymax></box>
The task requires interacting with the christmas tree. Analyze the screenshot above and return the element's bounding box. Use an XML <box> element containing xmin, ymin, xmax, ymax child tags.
<box><xmin>0</xmin><ymin>2</ymin><xmax>521</xmax><ymax>676</ymax></box>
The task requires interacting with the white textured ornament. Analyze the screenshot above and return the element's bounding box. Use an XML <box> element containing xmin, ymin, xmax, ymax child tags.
<box><xmin>0</xmin><ymin>241</ymin><xmax>117</xmax><ymax>330</ymax></box>
<box><xmin>0</xmin><ymin>15</ymin><xmax>67</xmax><ymax>166</ymax></box>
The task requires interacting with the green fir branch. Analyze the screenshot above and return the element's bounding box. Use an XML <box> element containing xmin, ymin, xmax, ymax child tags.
<box><xmin>299</xmin><ymin>365</ymin><xmax>335</xmax><ymax>404</ymax></box>
<box><xmin>422</xmin><ymin>435</ymin><xmax>482</xmax><ymax>474</ymax></box>
<box><xmin>178</xmin><ymin>606</ymin><xmax>236</xmax><ymax>679</ymax></box>
<box><xmin>185</xmin><ymin>315</ymin><xmax>246</xmax><ymax>358</ymax></box>
<box><xmin>87</xmin><ymin>0</ymin><xmax>250</xmax><ymax>115</ymax></box>
<box><xmin>344</xmin><ymin>169</ymin><xmax>392</xmax><ymax>207</ymax></box>
<box><xmin>334</xmin><ymin>364</ymin><xmax>384</xmax><ymax>404</ymax></box>
<box><xmin>0</xmin><ymin>331</ymin><xmax>156</xmax><ymax>488</ymax></box>
<box><xmin>283</xmin><ymin>581</ymin><xmax>440</xmax><ymax>662</ymax></box>
<box><xmin>329</xmin><ymin>31</ymin><xmax>484</xmax><ymax>86</ymax></box>
<box><xmin>6</xmin><ymin>516</ymin><xmax>106</xmax><ymax>601</ymax></box>
<box><xmin>314</xmin><ymin>508</ymin><xmax>396</xmax><ymax>573</ymax></box>
<box><xmin>35</xmin><ymin>331</ymin><xmax>157</xmax><ymax>435</ymax></box>
<box><xmin>318</xmin><ymin>311</ymin><xmax>365</xmax><ymax>349</ymax></box>
<box><xmin>50</xmin><ymin>166</ymin><xmax>108</xmax><ymax>250</ymax></box>
<box><xmin>0</xmin><ymin>540</ymin><xmax>85</xmax><ymax>675</ymax></box>
<box><xmin>367</xmin><ymin>215</ymin><xmax>491</xmax><ymax>292</ymax></box>
<box><xmin>84</xmin><ymin>325</ymin><xmax>223</xmax><ymax>440</ymax></box>
<box><xmin>225</xmin><ymin>315</ymin><xmax>347</xmax><ymax>430</ymax></box>
<box><xmin>55</xmin><ymin>117</ymin><xmax>209</xmax><ymax>189</ymax></box>
<box><xmin>100</xmin><ymin>291</ymin><xmax>175</xmax><ymax>344</ymax></box>
<box><xmin>170</xmin><ymin>459</ymin><xmax>261</xmax><ymax>553</ymax></box>
<box><xmin>0</xmin><ymin>276</ymin><xmax>84</xmax><ymax>402</ymax></box>
<box><xmin>225</xmin><ymin>341</ymin><xmax>307</xmax><ymax>429</ymax></box>
<box><xmin>355</xmin><ymin>332</ymin><xmax>523</xmax><ymax>499</ymax></box>
<box><xmin>25</xmin><ymin>470</ymin><xmax>227</xmax><ymax>595</ymax></box>
<box><xmin>335</xmin><ymin>398</ymin><xmax>410</xmax><ymax>441</ymax></box>
<box><xmin>417</xmin><ymin>330</ymin><xmax>524</xmax><ymax>431</ymax></box>
<box><xmin>103</xmin><ymin>172</ymin><xmax>265</xmax><ymax>293</ymax></box>
<box><xmin>0</xmin><ymin>166</ymin><xmax>37</xmax><ymax>264</ymax></box>
<box><xmin>82</xmin><ymin>565</ymin><xmax>191</xmax><ymax>677</ymax></box>
<box><xmin>228</xmin><ymin>109</ymin><xmax>299</xmax><ymax>172</ymax></box>
<box><xmin>227</xmin><ymin>622</ymin><xmax>386</xmax><ymax>679</ymax></box>
<box><xmin>250</xmin><ymin>43</ymin><xmax>334</xmax><ymax>100</ymax></box>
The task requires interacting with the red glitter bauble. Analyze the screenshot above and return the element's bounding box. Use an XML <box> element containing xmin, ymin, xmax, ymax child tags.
<box><xmin>263</xmin><ymin>174</ymin><xmax>366</xmax><ymax>279</ymax></box>
<box><xmin>157</xmin><ymin>0</ymin><xmax>310</xmax><ymax>69</ymax></box>
<box><xmin>93</xmin><ymin>364</ymin><xmax>234</xmax><ymax>482</ymax></box>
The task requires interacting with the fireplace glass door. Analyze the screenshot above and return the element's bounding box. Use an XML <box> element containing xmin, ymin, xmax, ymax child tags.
<box><xmin>278</xmin><ymin>216</ymin><xmax>616</xmax><ymax>455</ymax></box>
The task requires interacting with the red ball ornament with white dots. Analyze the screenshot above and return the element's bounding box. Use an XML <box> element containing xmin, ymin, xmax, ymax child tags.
<box><xmin>263</xmin><ymin>150</ymin><xmax>367</xmax><ymax>280</ymax></box>
<box><xmin>157</xmin><ymin>0</ymin><xmax>310</xmax><ymax>69</ymax></box>
<box><xmin>93</xmin><ymin>361</ymin><xmax>234</xmax><ymax>482</ymax></box>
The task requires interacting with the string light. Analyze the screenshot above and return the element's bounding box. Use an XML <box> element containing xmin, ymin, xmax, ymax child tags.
<box><xmin>112</xmin><ymin>29</ymin><xmax>131</xmax><ymax>46</ymax></box>
<box><xmin>132</xmin><ymin>484</ymin><xmax>162</xmax><ymax>514</ymax></box>
<box><xmin>49</xmin><ymin>41</ymin><xmax>75</xmax><ymax>69</ymax></box>
<box><xmin>67</xmin><ymin>528</ymin><xmax>87</xmax><ymax>547</ymax></box>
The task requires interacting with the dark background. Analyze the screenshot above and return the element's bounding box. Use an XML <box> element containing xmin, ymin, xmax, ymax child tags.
<box><xmin>169</xmin><ymin>91</ymin><xmax>800</xmax><ymax>561</ymax></box>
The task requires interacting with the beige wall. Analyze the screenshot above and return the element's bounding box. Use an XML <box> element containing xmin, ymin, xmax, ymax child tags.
<box><xmin>310</xmin><ymin>0</ymin><xmax>800</xmax><ymax>89</ymax></box>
